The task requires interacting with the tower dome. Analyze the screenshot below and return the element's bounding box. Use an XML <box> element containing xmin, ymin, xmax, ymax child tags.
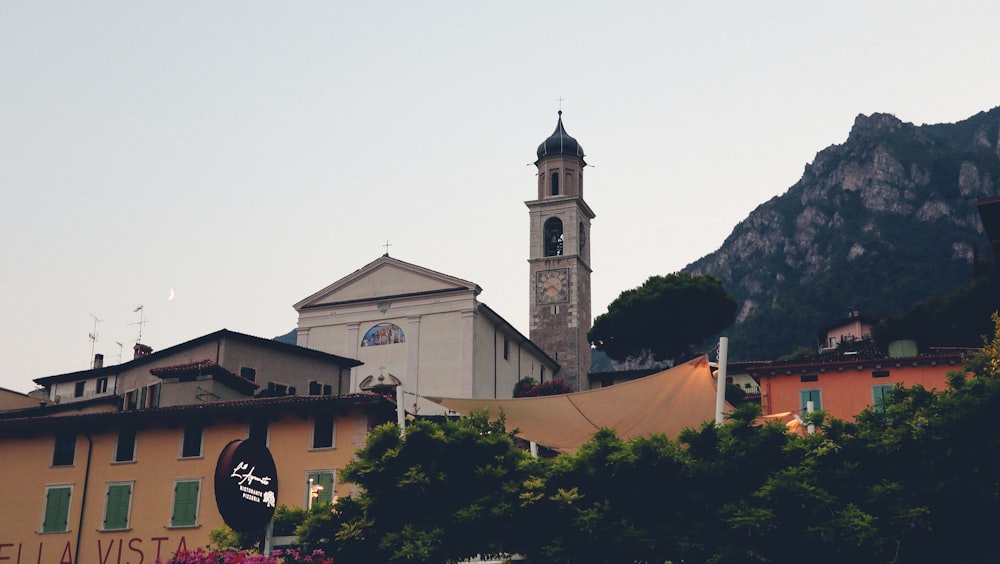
<box><xmin>535</xmin><ymin>111</ymin><xmax>586</xmax><ymax>165</ymax></box>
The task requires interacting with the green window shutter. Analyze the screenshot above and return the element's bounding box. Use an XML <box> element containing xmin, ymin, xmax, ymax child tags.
<box><xmin>43</xmin><ymin>487</ymin><xmax>71</xmax><ymax>533</ymax></box>
<box><xmin>103</xmin><ymin>484</ymin><xmax>131</xmax><ymax>530</ymax></box>
<box><xmin>800</xmin><ymin>389</ymin><xmax>822</xmax><ymax>411</ymax></box>
<box><xmin>307</xmin><ymin>471</ymin><xmax>335</xmax><ymax>505</ymax></box>
<box><xmin>172</xmin><ymin>481</ymin><xmax>199</xmax><ymax>527</ymax></box>
<box><xmin>873</xmin><ymin>384</ymin><xmax>894</xmax><ymax>409</ymax></box>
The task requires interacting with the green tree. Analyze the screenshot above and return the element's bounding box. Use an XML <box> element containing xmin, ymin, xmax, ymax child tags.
<box><xmin>589</xmin><ymin>273</ymin><xmax>737</xmax><ymax>362</ymax></box>
<box><xmin>328</xmin><ymin>412</ymin><xmax>537</xmax><ymax>563</ymax></box>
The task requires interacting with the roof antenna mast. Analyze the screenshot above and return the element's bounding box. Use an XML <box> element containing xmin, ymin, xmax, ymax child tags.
<box><xmin>88</xmin><ymin>313</ymin><xmax>102</xmax><ymax>365</ymax></box>
<box><xmin>130</xmin><ymin>305</ymin><xmax>148</xmax><ymax>343</ymax></box>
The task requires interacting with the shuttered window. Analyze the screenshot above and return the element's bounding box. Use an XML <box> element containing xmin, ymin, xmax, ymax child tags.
<box><xmin>42</xmin><ymin>486</ymin><xmax>72</xmax><ymax>533</ymax></box>
<box><xmin>306</xmin><ymin>471</ymin><xmax>335</xmax><ymax>506</ymax></box>
<box><xmin>171</xmin><ymin>480</ymin><xmax>200</xmax><ymax>527</ymax></box>
<box><xmin>800</xmin><ymin>388</ymin><xmax>822</xmax><ymax>411</ymax></box>
<box><xmin>103</xmin><ymin>483</ymin><xmax>132</xmax><ymax>530</ymax></box>
<box><xmin>873</xmin><ymin>384</ymin><xmax>895</xmax><ymax>409</ymax></box>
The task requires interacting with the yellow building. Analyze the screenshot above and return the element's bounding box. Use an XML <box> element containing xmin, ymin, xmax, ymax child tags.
<box><xmin>0</xmin><ymin>383</ymin><xmax>394</xmax><ymax>563</ymax></box>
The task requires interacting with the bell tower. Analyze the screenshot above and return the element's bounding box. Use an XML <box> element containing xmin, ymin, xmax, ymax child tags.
<box><xmin>527</xmin><ymin>111</ymin><xmax>595</xmax><ymax>391</ymax></box>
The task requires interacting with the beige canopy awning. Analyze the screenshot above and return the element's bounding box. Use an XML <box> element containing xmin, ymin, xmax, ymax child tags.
<box><xmin>426</xmin><ymin>355</ymin><xmax>731</xmax><ymax>453</ymax></box>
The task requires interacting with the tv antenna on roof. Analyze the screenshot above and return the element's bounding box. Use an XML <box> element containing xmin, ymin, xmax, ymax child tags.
<box><xmin>130</xmin><ymin>305</ymin><xmax>149</xmax><ymax>343</ymax></box>
<box><xmin>88</xmin><ymin>314</ymin><xmax>102</xmax><ymax>364</ymax></box>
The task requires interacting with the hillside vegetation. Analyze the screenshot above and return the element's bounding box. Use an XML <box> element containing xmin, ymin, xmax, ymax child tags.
<box><xmin>686</xmin><ymin>107</ymin><xmax>1000</xmax><ymax>359</ymax></box>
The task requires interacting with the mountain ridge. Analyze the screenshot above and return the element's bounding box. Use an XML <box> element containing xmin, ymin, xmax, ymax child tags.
<box><xmin>685</xmin><ymin>106</ymin><xmax>1000</xmax><ymax>360</ymax></box>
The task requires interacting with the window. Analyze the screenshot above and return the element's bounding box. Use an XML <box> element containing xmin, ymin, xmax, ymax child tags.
<box><xmin>800</xmin><ymin>374</ymin><xmax>818</xmax><ymax>383</ymax></box>
<box><xmin>503</xmin><ymin>337</ymin><xmax>510</xmax><ymax>361</ymax></box>
<box><xmin>543</xmin><ymin>218</ymin><xmax>564</xmax><ymax>257</ymax></box>
<box><xmin>579</xmin><ymin>222</ymin><xmax>586</xmax><ymax>255</ymax></box>
<box><xmin>540</xmin><ymin>366</ymin><xmax>545</xmax><ymax>381</ymax></box>
<box><xmin>872</xmin><ymin>370</ymin><xmax>891</xmax><ymax>378</ymax></box>
<box><xmin>52</xmin><ymin>432</ymin><xmax>76</xmax><ymax>466</ymax></box>
<box><xmin>41</xmin><ymin>486</ymin><xmax>72</xmax><ymax>533</ymax></box>
<box><xmin>74</xmin><ymin>381</ymin><xmax>85</xmax><ymax>398</ymax></box>
<box><xmin>551</xmin><ymin>171</ymin><xmax>559</xmax><ymax>195</ymax></box>
<box><xmin>96</xmin><ymin>377</ymin><xmax>108</xmax><ymax>394</ymax></box>
<box><xmin>312</xmin><ymin>412</ymin><xmax>335</xmax><ymax>449</ymax></box>
<box><xmin>249</xmin><ymin>416</ymin><xmax>269</xmax><ymax>444</ymax></box>
<box><xmin>142</xmin><ymin>383</ymin><xmax>160</xmax><ymax>409</ymax></box>
<box><xmin>102</xmin><ymin>483</ymin><xmax>133</xmax><ymax>531</ymax></box>
<box><xmin>308</xmin><ymin>381</ymin><xmax>334</xmax><ymax>396</ymax></box>
<box><xmin>873</xmin><ymin>384</ymin><xmax>895</xmax><ymax>408</ymax></box>
<box><xmin>240</xmin><ymin>367</ymin><xmax>257</xmax><ymax>382</ymax></box>
<box><xmin>800</xmin><ymin>389</ymin><xmax>822</xmax><ymax>412</ymax></box>
<box><xmin>171</xmin><ymin>480</ymin><xmax>201</xmax><ymax>527</ymax></box>
<box><xmin>115</xmin><ymin>428</ymin><xmax>137</xmax><ymax>463</ymax></box>
<box><xmin>124</xmin><ymin>390</ymin><xmax>137</xmax><ymax>410</ymax></box>
<box><xmin>306</xmin><ymin>470</ymin><xmax>335</xmax><ymax>506</ymax></box>
<box><xmin>181</xmin><ymin>422</ymin><xmax>203</xmax><ymax>458</ymax></box>
<box><xmin>266</xmin><ymin>382</ymin><xmax>289</xmax><ymax>396</ymax></box>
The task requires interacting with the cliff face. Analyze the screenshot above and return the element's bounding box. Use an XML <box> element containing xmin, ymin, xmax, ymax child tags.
<box><xmin>685</xmin><ymin>108</ymin><xmax>1000</xmax><ymax>360</ymax></box>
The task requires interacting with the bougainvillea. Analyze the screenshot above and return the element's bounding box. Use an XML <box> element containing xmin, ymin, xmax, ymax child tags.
<box><xmin>159</xmin><ymin>547</ymin><xmax>331</xmax><ymax>564</ymax></box>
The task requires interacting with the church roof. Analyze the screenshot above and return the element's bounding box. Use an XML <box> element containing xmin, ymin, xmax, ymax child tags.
<box><xmin>294</xmin><ymin>255</ymin><xmax>482</xmax><ymax>310</ymax></box>
<box><xmin>535</xmin><ymin>111</ymin><xmax>586</xmax><ymax>165</ymax></box>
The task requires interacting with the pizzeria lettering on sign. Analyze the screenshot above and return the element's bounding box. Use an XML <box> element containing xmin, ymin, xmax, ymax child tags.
<box><xmin>214</xmin><ymin>439</ymin><xmax>279</xmax><ymax>533</ymax></box>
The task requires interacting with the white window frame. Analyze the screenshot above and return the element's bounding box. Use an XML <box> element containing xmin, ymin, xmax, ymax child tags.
<box><xmin>168</xmin><ymin>477</ymin><xmax>203</xmax><ymax>529</ymax></box>
<box><xmin>40</xmin><ymin>484</ymin><xmax>73</xmax><ymax>534</ymax></box>
<box><xmin>310</xmin><ymin>412</ymin><xmax>336</xmax><ymax>450</ymax></box>
<box><xmin>304</xmin><ymin>469</ymin><xmax>337</xmax><ymax>507</ymax></box>
<box><xmin>179</xmin><ymin>422</ymin><xmax>204</xmax><ymax>459</ymax></box>
<box><xmin>101</xmin><ymin>481</ymin><xmax>134</xmax><ymax>531</ymax></box>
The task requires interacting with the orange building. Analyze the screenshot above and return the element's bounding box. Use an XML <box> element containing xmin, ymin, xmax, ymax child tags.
<box><xmin>749</xmin><ymin>346</ymin><xmax>965</xmax><ymax>420</ymax></box>
<box><xmin>0</xmin><ymin>387</ymin><xmax>393</xmax><ymax>563</ymax></box>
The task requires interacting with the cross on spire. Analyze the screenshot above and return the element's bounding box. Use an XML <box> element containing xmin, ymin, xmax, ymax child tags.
<box><xmin>382</xmin><ymin>240</ymin><xmax>392</xmax><ymax>257</ymax></box>
<box><xmin>557</xmin><ymin>96</ymin><xmax>566</xmax><ymax>111</ymax></box>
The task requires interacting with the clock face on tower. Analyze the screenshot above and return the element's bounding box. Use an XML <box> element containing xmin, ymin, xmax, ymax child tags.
<box><xmin>535</xmin><ymin>268</ymin><xmax>570</xmax><ymax>304</ymax></box>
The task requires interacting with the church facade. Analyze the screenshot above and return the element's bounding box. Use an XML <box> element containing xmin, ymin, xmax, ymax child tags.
<box><xmin>293</xmin><ymin>256</ymin><xmax>558</xmax><ymax>413</ymax></box>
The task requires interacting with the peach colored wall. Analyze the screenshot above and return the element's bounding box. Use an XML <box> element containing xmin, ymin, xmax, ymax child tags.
<box><xmin>0</xmin><ymin>407</ymin><xmax>373</xmax><ymax>563</ymax></box>
<box><xmin>761</xmin><ymin>362</ymin><xmax>960</xmax><ymax>420</ymax></box>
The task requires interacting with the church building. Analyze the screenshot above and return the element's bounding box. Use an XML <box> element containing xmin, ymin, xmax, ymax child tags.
<box><xmin>294</xmin><ymin>111</ymin><xmax>597</xmax><ymax>405</ymax></box>
<box><xmin>293</xmin><ymin>256</ymin><xmax>559</xmax><ymax>413</ymax></box>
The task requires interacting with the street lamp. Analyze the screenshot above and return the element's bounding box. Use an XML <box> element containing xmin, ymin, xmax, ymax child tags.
<box><xmin>308</xmin><ymin>477</ymin><xmax>324</xmax><ymax>510</ymax></box>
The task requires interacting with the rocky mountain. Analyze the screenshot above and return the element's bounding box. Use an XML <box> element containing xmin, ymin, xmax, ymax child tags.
<box><xmin>685</xmin><ymin>107</ymin><xmax>1000</xmax><ymax>360</ymax></box>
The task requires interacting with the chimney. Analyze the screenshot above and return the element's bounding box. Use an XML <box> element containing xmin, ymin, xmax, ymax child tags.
<box><xmin>93</xmin><ymin>354</ymin><xmax>104</xmax><ymax>370</ymax></box>
<box><xmin>133</xmin><ymin>343</ymin><xmax>153</xmax><ymax>359</ymax></box>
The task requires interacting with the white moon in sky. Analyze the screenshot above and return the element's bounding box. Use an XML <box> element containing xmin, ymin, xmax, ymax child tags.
<box><xmin>168</xmin><ymin>288</ymin><xmax>175</xmax><ymax>301</ymax></box>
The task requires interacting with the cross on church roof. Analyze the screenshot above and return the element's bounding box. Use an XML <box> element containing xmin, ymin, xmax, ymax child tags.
<box><xmin>382</xmin><ymin>240</ymin><xmax>391</xmax><ymax>257</ymax></box>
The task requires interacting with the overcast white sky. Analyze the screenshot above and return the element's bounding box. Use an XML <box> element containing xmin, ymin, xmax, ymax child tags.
<box><xmin>2</xmin><ymin>1</ymin><xmax>998</xmax><ymax>392</ymax></box>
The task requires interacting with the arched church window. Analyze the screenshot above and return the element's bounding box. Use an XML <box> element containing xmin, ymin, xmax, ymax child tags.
<box><xmin>551</xmin><ymin>172</ymin><xmax>559</xmax><ymax>196</ymax></box>
<box><xmin>579</xmin><ymin>222</ymin><xmax>586</xmax><ymax>255</ymax></box>
<box><xmin>544</xmin><ymin>218</ymin><xmax>564</xmax><ymax>257</ymax></box>
<box><xmin>361</xmin><ymin>323</ymin><xmax>406</xmax><ymax>347</ymax></box>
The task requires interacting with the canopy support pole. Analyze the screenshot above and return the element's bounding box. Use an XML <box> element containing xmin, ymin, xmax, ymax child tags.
<box><xmin>715</xmin><ymin>337</ymin><xmax>728</xmax><ymax>425</ymax></box>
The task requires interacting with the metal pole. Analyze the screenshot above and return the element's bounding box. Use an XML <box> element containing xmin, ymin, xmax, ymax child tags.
<box><xmin>806</xmin><ymin>400</ymin><xmax>815</xmax><ymax>434</ymax></box>
<box><xmin>396</xmin><ymin>384</ymin><xmax>406</xmax><ymax>438</ymax></box>
<box><xmin>715</xmin><ymin>337</ymin><xmax>728</xmax><ymax>425</ymax></box>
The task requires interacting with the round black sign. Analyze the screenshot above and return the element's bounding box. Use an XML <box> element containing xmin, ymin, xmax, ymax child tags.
<box><xmin>214</xmin><ymin>439</ymin><xmax>279</xmax><ymax>532</ymax></box>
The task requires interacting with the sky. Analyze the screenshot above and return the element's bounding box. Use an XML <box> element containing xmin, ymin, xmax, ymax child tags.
<box><xmin>2</xmin><ymin>1</ymin><xmax>999</xmax><ymax>393</ymax></box>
